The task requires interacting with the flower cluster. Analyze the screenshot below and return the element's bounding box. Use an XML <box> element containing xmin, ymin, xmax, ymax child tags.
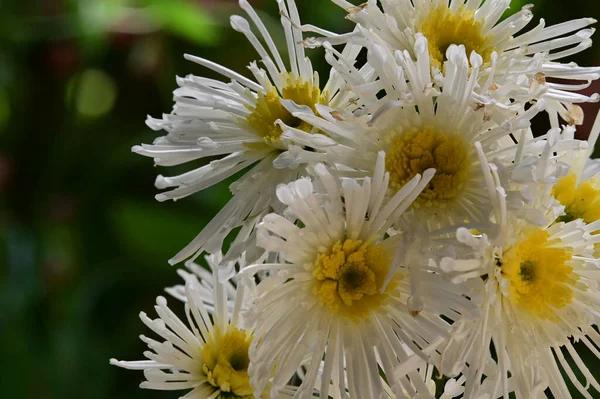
<box><xmin>112</xmin><ymin>0</ymin><xmax>600</xmax><ymax>398</ymax></box>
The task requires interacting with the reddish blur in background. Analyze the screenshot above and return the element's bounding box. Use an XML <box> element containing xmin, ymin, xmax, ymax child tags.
<box><xmin>0</xmin><ymin>1</ymin><xmax>598</xmax><ymax>399</ymax></box>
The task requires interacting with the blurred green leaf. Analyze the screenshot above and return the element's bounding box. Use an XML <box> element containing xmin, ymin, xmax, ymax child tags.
<box><xmin>76</xmin><ymin>0</ymin><xmax>126</xmax><ymax>51</ymax></box>
<box><xmin>76</xmin><ymin>0</ymin><xmax>220</xmax><ymax>54</ymax></box>
<box><xmin>146</xmin><ymin>0</ymin><xmax>220</xmax><ymax>46</ymax></box>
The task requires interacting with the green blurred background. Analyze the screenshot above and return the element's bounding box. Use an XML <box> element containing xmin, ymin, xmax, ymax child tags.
<box><xmin>0</xmin><ymin>1</ymin><xmax>598</xmax><ymax>398</ymax></box>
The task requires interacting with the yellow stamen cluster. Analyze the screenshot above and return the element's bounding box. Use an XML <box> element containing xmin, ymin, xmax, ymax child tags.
<box><xmin>553</xmin><ymin>173</ymin><xmax>600</xmax><ymax>257</ymax></box>
<box><xmin>245</xmin><ymin>72</ymin><xmax>326</xmax><ymax>146</ymax></box>
<box><xmin>418</xmin><ymin>4</ymin><xmax>496</xmax><ymax>69</ymax></box>
<box><xmin>385</xmin><ymin>126</ymin><xmax>470</xmax><ymax>204</ymax></box>
<box><xmin>553</xmin><ymin>173</ymin><xmax>600</xmax><ymax>224</ymax></box>
<box><xmin>500</xmin><ymin>229</ymin><xmax>577</xmax><ymax>321</ymax></box>
<box><xmin>202</xmin><ymin>326</ymin><xmax>254</xmax><ymax>398</ymax></box>
<box><xmin>312</xmin><ymin>239</ymin><xmax>397</xmax><ymax>321</ymax></box>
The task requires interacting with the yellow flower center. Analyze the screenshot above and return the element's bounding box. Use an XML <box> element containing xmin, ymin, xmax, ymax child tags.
<box><xmin>500</xmin><ymin>229</ymin><xmax>577</xmax><ymax>321</ymax></box>
<box><xmin>385</xmin><ymin>126</ymin><xmax>471</xmax><ymax>204</ymax></box>
<box><xmin>553</xmin><ymin>173</ymin><xmax>600</xmax><ymax>224</ymax></box>
<box><xmin>417</xmin><ymin>4</ymin><xmax>496</xmax><ymax>69</ymax></box>
<box><xmin>553</xmin><ymin>173</ymin><xmax>600</xmax><ymax>257</ymax></box>
<box><xmin>312</xmin><ymin>239</ymin><xmax>398</xmax><ymax>321</ymax></box>
<box><xmin>202</xmin><ymin>326</ymin><xmax>254</xmax><ymax>398</ymax></box>
<box><xmin>245</xmin><ymin>72</ymin><xmax>326</xmax><ymax>146</ymax></box>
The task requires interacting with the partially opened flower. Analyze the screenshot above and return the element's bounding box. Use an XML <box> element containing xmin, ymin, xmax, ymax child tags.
<box><xmin>242</xmin><ymin>154</ymin><xmax>476</xmax><ymax>398</ymax></box>
<box><xmin>326</xmin><ymin>0</ymin><xmax>599</xmax><ymax>125</ymax></box>
<box><xmin>110</xmin><ymin>260</ymin><xmax>318</xmax><ymax>399</ymax></box>
<box><xmin>134</xmin><ymin>0</ymin><xmax>369</xmax><ymax>267</ymax></box>
<box><xmin>110</xmin><ymin>264</ymin><xmax>259</xmax><ymax>398</ymax></box>
<box><xmin>438</xmin><ymin>137</ymin><xmax>600</xmax><ymax>398</ymax></box>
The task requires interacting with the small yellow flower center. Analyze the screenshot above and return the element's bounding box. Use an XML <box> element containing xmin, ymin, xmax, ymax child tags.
<box><xmin>312</xmin><ymin>239</ymin><xmax>398</xmax><ymax>321</ymax></box>
<box><xmin>553</xmin><ymin>173</ymin><xmax>600</xmax><ymax>224</ymax></box>
<box><xmin>553</xmin><ymin>173</ymin><xmax>600</xmax><ymax>257</ymax></box>
<box><xmin>418</xmin><ymin>4</ymin><xmax>496</xmax><ymax>69</ymax></box>
<box><xmin>385</xmin><ymin>126</ymin><xmax>471</xmax><ymax>204</ymax></box>
<box><xmin>202</xmin><ymin>326</ymin><xmax>254</xmax><ymax>398</ymax></box>
<box><xmin>245</xmin><ymin>72</ymin><xmax>326</xmax><ymax>146</ymax></box>
<box><xmin>500</xmin><ymin>229</ymin><xmax>577</xmax><ymax>321</ymax></box>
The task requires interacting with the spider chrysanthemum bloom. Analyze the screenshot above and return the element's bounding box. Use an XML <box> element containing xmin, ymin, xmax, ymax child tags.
<box><xmin>110</xmin><ymin>267</ymin><xmax>258</xmax><ymax>398</ymax></box>
<box><xmin>134</xmin><ymin>0</ymin><xmax>368</xmax><ymax>267</ymax></box>
<box><xmin>242</xmin><ymin>154</ymin><xmax>476</xmax><ymax>398</ymax></box>
<box><xmin>283</xmin><ymin>35</ymin><xmax>543</xmax><ymax>229</ymax></box>
<box><xmin>438</xmin><ymin>139</ymin><xmax>600</xmax><ymax>398</ymax></box>
<box><xmin>110</xmin><ymin>261</ymin><xmax>313</xmax><ymax>399</ymax></box>
<box><xmin>327</xmin><ymin>0</ymin><xmax>599</xmax><ymax>126</ymax></box>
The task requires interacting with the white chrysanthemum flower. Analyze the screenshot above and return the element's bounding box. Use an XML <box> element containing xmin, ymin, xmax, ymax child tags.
<box><xmin>110</xmin><ymin>262</ymin><xmax>315</xmax><ymax>398</ymax></box>
<box><xmin>326</xmin><ymin>0</ymin><xmax>599</xmax><ymax>126</ymax></box>
<box><xmin>242</xmin><ymin>154</ymin><xmax>477</xmax><ymax>398</ymax></box>
<box><xmin>283</xmin><ymin>35</ymin><xmax>543</xmax><ymax>229</ymax></box>
<box><xmin>110</xmin><ymin>267</ymin><xmax>258</xmax><ymax>398</ymax></box>
<box><xmin>438</xmin><ymin>138</ymin><xmax>600</xmax><ymax>398</ymax></box>
<box><xmin>134</xmin><ymin>0</ymin><xmax>369</xmax><ymax>267</ymax></box>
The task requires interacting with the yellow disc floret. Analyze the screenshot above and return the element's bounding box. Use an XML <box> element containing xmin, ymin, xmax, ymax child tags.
<box><xmin>202</xmin><ymin>326</ymin><xmax>254</xmax><ymax>398</ymax></box>
<box><xmin>553</xmin><ymin>173</ymin><xmax>600</xmax><ymax>224</ymax></box>
<box><xmin>553</xmin><ymin>173</ymin><xmax>600</xmax><ymax>257</ymax></box>
<box><xmin>500</xmin><ymin>229</ymin><xmax>577</xmax><ymax>321</ymax></box>
<box><xmin>385</xmin><ymin>126</ymin><xmax>471</xmax><ymax>204</ymax></box>
<box><xmin>312</xmin><ymin>239</ymin><xmax>399</xmax><ymax>321</ymax></box>
<box><xmin>245</xmin><ymin>72</ymin><xmax>326</xmax><ymax>146</ymax></box>
<box><xmin>418</xmin><ymin>4</ymin><xmax>496</xmax><ymax>69</ymax></box>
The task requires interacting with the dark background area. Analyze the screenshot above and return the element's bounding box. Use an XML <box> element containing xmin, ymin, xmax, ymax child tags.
<box><xmin>0</xmin><ymin>1</ymin><xmax>598</xmax><ymax>398</ymax></box>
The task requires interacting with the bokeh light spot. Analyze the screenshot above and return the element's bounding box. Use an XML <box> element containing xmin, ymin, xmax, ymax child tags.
<box><xmin>73</xmin><ymin>69</ymin><xmax>117</xmax><ymax>118</ymax></box>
